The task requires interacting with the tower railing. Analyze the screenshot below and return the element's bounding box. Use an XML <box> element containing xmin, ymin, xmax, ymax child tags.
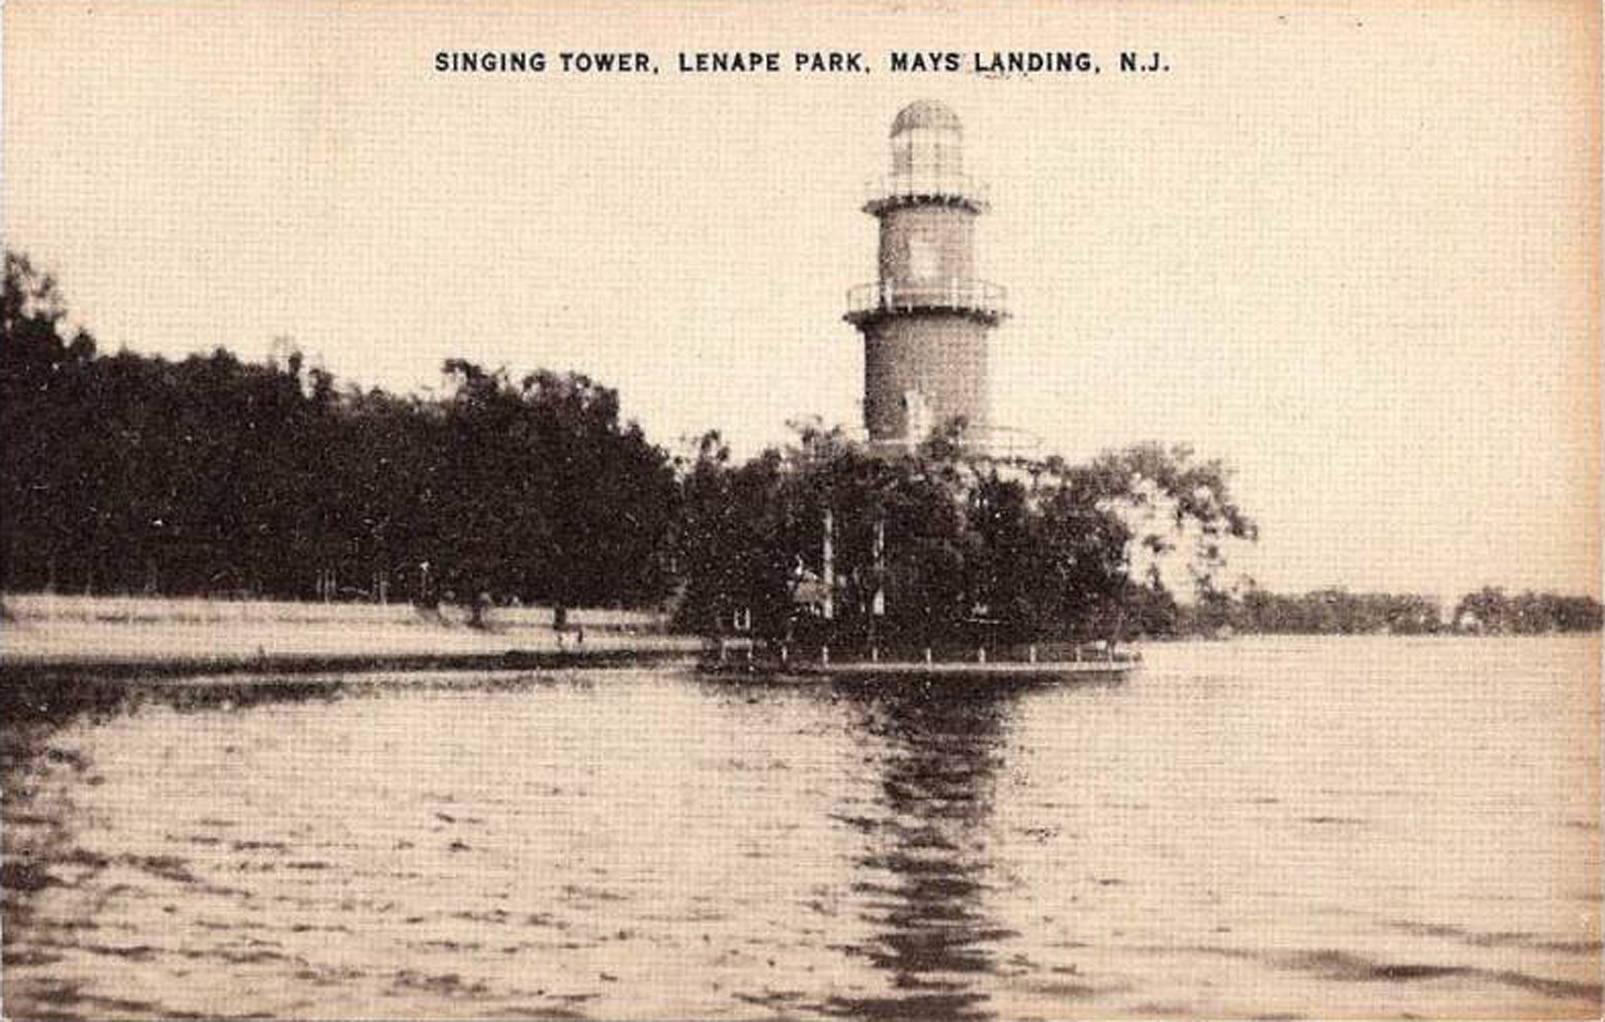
<box><xmin>844</xmin><ymin>278</ymin><xmax>1009</xmax><ymax>325</ymax></box>
<box><xmin>863</xmin><ymin>172</ymin><xmax>990</xmax><ymax>213</ymax></box>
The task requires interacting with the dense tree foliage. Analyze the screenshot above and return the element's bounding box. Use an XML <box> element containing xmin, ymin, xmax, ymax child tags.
<box><xmin>1449</xmin><ymin>587</ymin><xmax>1603</xmax><ymax>635</ymax></box>
<box><xmin>7</xmin><ymin>251</ymin><xmax>1598</xmax><ymax>639</ymax></box>
<box><xmin>0</xmin><ymin>252</ymin><xmax>675</xmax><ymax>608</ymax></box>
<box><xmin>673</xmin><ymin>422</ymin><xmax>1258</xmax><ymax>647</ymax></box>
<box><xmin>1175</xmin><ymin>585</ymin><xmax>1603</xmax><ymax>636</ymax></box>
<box><xmin>1197</xmin><ymin>587</ymin><xmax>1446</xmax><ymax>635</ymax></box>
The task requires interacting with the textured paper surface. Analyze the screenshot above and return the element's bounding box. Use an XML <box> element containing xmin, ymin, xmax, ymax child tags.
<box><xmin>2</xmin><ymin>2</ymin><xmax>1599</xmax><ymax>1020</ymax></box>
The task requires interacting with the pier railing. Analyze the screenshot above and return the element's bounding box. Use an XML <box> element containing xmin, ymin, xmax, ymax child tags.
<box><xmin>708</xmin><ymin>637</ymin><xmax>1140</xmax><ymax>667</ymax></box>
<box><xmin>844</xmin><ymin>278</ymin><xmax>1008</xmax><ymax>325</ymax></box>
<box><xmin>864</xmin><ymin>172</ymin><xmax>991</xmax><ymax>213</ymax></box>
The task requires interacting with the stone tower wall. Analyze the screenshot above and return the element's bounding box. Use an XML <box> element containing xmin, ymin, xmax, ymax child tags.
<box><xmin>877</xmin><ymin>205</ymin><xmax>977</xmax><ymax>287</ymax></box>
<box><xmin>863</xmin><ymin>314</ymin><xmax>990</xmax><ymax>442</ymax></box>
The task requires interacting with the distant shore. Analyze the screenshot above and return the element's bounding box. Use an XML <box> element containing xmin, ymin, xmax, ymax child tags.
<box><xmin>0</xmin><ymin>593</ymin><xmax>700</xmax><ymax>679</ymax></box>
<box><xmin>3</xmin><ymin>592</ymin><xmax>1597</xmax><ymax>684</ymax></box>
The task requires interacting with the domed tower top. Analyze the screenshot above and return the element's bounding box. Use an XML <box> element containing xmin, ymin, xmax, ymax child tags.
<box><xmin>890</xmin><ymin>99</ymin><xmax>962</xmax><ymax>137</ymax></box>
<box><xmin>865</xmin><ymin>99</ymin><xmax>987</xmax><ymax>214</ymax></box>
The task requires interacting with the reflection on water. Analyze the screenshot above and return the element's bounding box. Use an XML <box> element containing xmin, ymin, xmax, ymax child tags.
<box><xmin>827</xmin><ymin>684</ymin><xmax>1021</xmax><ymax>1020</ymax></box>
<box><xmin>2</xmin><ymin>638</ymin><xmax>1600</xmax><ymax>1020</ymax></box>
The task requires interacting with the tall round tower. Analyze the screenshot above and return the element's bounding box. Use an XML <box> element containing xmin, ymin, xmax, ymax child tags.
<box><xmin>845</xmin><ymin>100</ymin><xmax>1007</xmax><ymax>450</ymax></box>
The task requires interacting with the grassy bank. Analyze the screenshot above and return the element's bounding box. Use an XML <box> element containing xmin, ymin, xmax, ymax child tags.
<box><xmin>0</xmin><ymin>593</ymin><xmax>699</xmax><ymax>676</ymax></box>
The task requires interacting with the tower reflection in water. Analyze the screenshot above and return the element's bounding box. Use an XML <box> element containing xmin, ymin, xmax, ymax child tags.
<box><xmin>825</xmin><ymin>680</ymin><xmax>1026</xmax><ymax>1022</ymax></box>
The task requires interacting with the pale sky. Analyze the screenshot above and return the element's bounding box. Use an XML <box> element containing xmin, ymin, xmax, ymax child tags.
<box><xmin>4</xmin><ymin>1</ymin><xmax>1599</xmax><ymax>603</ymax></box>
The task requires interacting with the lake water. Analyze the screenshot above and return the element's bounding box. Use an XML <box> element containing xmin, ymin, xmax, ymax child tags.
<box><xmin>3</xmin><ymin>636</ymin><xmax>1599</xmax><ymax>1020</ymax></box>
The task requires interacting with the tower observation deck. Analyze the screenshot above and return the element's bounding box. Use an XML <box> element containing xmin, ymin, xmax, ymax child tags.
<box><xmin>845</xmin><ymin>100</ymin><xmax>1008</xmax><ymax>449</ymax></box>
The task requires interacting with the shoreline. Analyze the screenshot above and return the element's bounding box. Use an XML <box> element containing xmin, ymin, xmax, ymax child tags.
<box><xmin>0</xmin><ymin>647</ymin><xmax>699</xmax><ymax>684</ymax></box>
<box><xmin>3</xmin><ymin>593</ymin><xmax>1596</xmax><ymax>683</ymax></box>
<box><xmin>0</xmin><ymin>592</ymin><xmax>701</xmax><ymax>681</ymax></box>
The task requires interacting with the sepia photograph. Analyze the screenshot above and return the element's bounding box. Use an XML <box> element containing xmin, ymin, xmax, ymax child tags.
<box><xmin>1</xmin><ymin>2</ymin><xmax>1600</xmax><ymax>1019</ymax></box>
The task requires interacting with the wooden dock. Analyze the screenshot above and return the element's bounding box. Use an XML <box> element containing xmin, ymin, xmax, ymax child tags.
<box><xmin>783</xmin><ymin>658</ymin><xmax>1135</xmax><ymax>680</ymax></box>
<box><xmin>700</xmin><ymin>644</ymin><xmax>1140</xmax><ymax>684</ymax></box>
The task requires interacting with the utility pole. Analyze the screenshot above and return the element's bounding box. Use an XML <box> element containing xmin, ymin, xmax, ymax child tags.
<box><xmin>822</xmin><ymin>508</ymin><xmax>835</xmax><ymax>621</ymax></box>
<box><xmin>870</xmin><ymin>516</ymin><xmax>885</xmax><ymax>657</ymax></box>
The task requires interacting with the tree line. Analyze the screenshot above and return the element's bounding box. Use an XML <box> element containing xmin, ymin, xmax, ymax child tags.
<box><xmin>1179</xmin><ymin>585</ymin><xmax>1602</xmax><ymax>637</ymax></box>
<box><xmin>3</xmin><ymin>250</ymin><xmax>1598</xmax><ymax>639</ymax></box>
<box><xmin>1</xmin><ymin>252</ymin><xmax>675</xmax><ymax>611</ymax></box>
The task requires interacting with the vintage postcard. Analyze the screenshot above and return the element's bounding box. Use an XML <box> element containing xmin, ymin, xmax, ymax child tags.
<box><xmin>1</xmin><ymin>2</ymin><xmax>1599</xmax><ymax>1020</ymax></box>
